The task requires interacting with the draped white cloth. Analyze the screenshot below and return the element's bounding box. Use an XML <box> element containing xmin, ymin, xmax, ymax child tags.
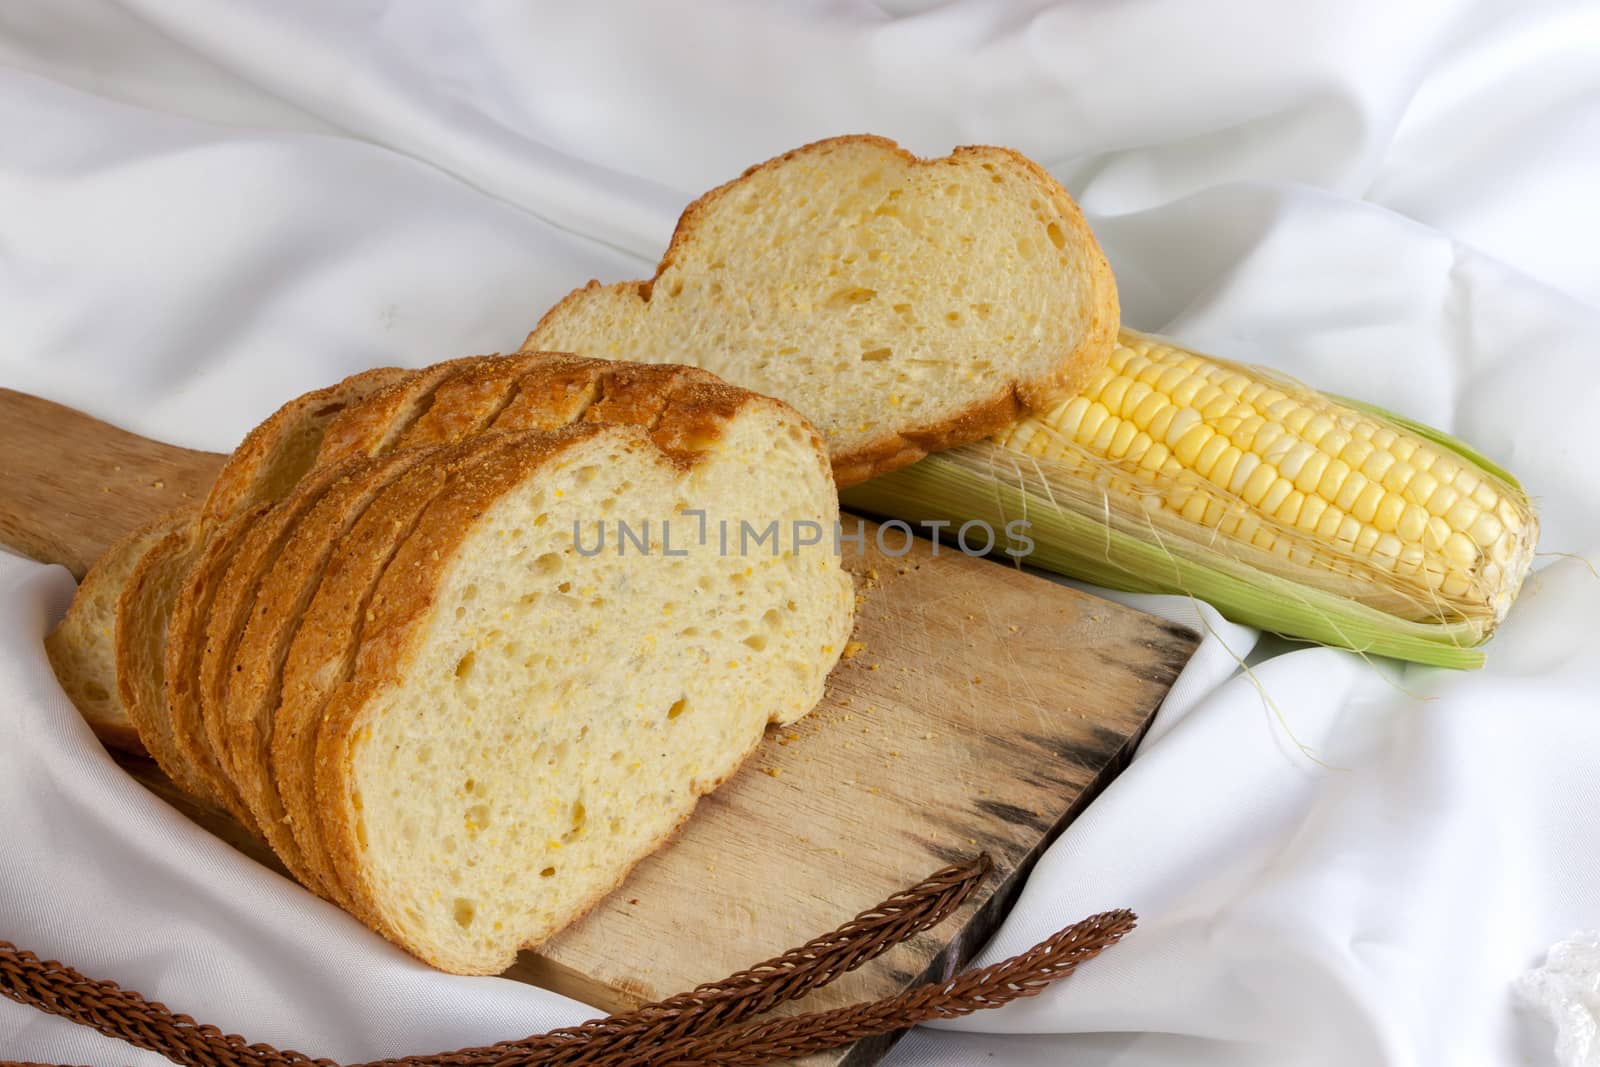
<box><xmin>3</xmin><ymin>2</ymin><xmax>1598</xmax><ymax>1064</ymax></box>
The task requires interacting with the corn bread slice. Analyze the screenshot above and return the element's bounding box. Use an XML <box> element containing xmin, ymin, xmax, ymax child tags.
<box><xmin>525</xmin><ymin>134</ymin><xmax>1119</xmax><ymax>487</ymax></box>
<box><xmin>46</xmin><ymin>509</ymin><xmax>189</xmax><ymax>756</ymax></box>
<box><xmin>164</xmin><ymin>505</ymin><xmax>273</xmax><ymax>825</ymax></box>
<box><xmin>312</xmin><ymin>404</ymin><xmax>851</xmax><ymax>972</ymax></box>
<box><xmin>273</xmin><ymin>435</ymin><xmax>526</xmax><ymax>905</ymax></box>
<box><xmin>115</xmin><ymin>529</ymin><xmax>214</xmax><ymax>798</ymax></box>
<box><xmin>276</xmin><ymin>363</ymin><xmax>726</xmax><ymax>904</ymax></box>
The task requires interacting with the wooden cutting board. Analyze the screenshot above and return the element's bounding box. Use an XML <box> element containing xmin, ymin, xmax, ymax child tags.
<box><xmin>0</xmin><ymin>387</ymin><xmax>1199</xmax><ymax>1066</ymax></box>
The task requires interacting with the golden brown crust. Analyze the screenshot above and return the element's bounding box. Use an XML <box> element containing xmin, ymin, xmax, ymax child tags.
<box><xmin>314</xmin><ymin>358</ymin><xmax>484</xmax><ymax>468</ymax></box>
<box><xmin>198</xmin><ymin>460</ymin><xmax>353</xmax><ymax>803</ymax></box>
<box><xmin>199</xmin><ymin>366</ymin><xmax>411</xmax><ymax>531</ymax></box>
<box><xmin>523</xmin><ymin>134</ymin><xmax>1120</xmax><ymax>487</ymax></box>
<box><xmin>488</xmin><ymin>354</ymin><xmax>609</xmax><ymax>431</ymax></box>
<box><xmin>227</xmin><ymin>446</ymin><xmax>436</xmax><ymax>886</ymax></box>
<box><xmin>115</xmin><ymin>528</ymin><xmax>214</xmax><ymax>799</ymax></box>
<box><xmin>164</xmin><ymin>504</ymin><xmax>272</xmax><ymax>828</ymax></box>
<box><xmin>390</xmin><ymin>354</ymin><xmax>551</xmax><ymax>451</ymax></box>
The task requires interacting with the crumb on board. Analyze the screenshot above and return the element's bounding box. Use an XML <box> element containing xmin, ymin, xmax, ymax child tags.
<box><xmin>842</xmin><ymin>640</ymin><xmax>867</xmax><ymax>659</ymax></box>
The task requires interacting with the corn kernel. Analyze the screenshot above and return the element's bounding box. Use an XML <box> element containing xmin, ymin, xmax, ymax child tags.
<box><xmin>1293</xmin><ymin>451</ymin><xmax>1331</xmax><ymax>494</ymax></box>
<box><xmin>1195</xmin><ymin>434</ymin><xmax>1230</xmax><ymax>478</ymax></box>
<box><xmin>1241</xmin><ymin>464</ymin><xmax>1277</xmax><ymax>506</ymax></box>
<box><xmin>1373</xmin><ymin>494</ymin><xmax>1406</xmax><ymax>534</ymax></box>
<box><xmin>1352</xmin><ymin>482</ymin><xmax>1386</xmax><ymax>524</ymax></box>
<box><xmin>1229</xmin><ymin>452</ymin><xmax>1262</xmax><ymax>495</ymax></box>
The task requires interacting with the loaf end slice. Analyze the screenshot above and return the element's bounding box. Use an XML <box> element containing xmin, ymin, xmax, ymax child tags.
<box><xmin>315</xmin><ymin>406</ymin><xmax>852</xmax><ymax>972</ymax></box>
<box><xmin>45</xmin><ymin>509</ymin><xmax>190</xmax><ymax>755</ymax></box>
<box><xmin>525</xmin><ymin>134</ymin><xmax>1119</xmax><ymax>486</ymax></box>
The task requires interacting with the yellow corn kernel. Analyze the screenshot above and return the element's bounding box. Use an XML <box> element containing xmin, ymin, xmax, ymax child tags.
<box><xmin>972</xmin><ymin>329</ymin><xmax>1539</xmax><ymax>659</ymax></box>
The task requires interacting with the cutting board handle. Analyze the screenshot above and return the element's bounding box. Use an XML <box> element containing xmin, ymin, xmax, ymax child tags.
<box><xmin>0</xmin><ymin>388</ymin><xmax>224</xmax><ymax>577</ymax></box>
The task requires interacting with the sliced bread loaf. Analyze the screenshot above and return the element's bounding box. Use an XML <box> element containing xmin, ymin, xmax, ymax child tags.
<box><xmin>524</xmin><ymin>134</ymin><xmax>1119</xmax><ymax>486</ymax></box>
<box><xmin>272</xmin><ymin>360</ymin><xmax>728</xmax><ymax>905</ymax></box>
<box><xmin>45</xmin><ymin>509</ymin><xmax>189</xmax><ymax>756</ymax></box>
<box><xmin>311</xmin><ymin>404</ymin><xmax>851</xmax><ymax>972</ymax></box>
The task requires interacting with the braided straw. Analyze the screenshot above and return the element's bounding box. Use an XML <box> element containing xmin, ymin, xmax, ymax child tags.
<box><xmin>0</xmin><ymin>856</ymin><xmax>1135</xmax><ymax>1067</ymax></box>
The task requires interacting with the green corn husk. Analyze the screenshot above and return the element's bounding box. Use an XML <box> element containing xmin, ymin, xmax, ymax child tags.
<box><xmin>842</xmin><ymin>334</ymin><xmax>1538</xmax><ymax>670</ymax></box>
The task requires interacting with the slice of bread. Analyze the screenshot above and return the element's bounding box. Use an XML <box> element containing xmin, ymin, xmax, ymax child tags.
<box><xmin>275</xmin><ymin>434</ymin><xmax>531</xmax><ymax>906</ymax></box>
<box><xmin>45</xmin><ymin>509</ymin><xmax>189</xmax><ymax>755</ymax></box>
<box><xmin>311</xmin><ymin>406</ymin><xmax>851</xmax><ymax>972</ymax></box>
<box><xmin>524</xmin><ymin>134</ymin><xmax>1119</xmax><ymax>487</ymax></box>
<box><xmin>116</xmin><ymin>528</ymin><xmax>214</xmax><ymax>798</ymax></box>
<box><xmin>200</xmin><ymin>366</ymin><xmax>412</xmax><ymax>531</ymax></box>
<box><xmin>164</xmin><ymin>505</ymin><xmax>273</xmax><ymax>826</ymax></box>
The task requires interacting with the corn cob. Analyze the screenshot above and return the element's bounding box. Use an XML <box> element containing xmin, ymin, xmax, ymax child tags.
<box><xmin>843</xmin><ymin>330</ymin><xmax>1538</xmax><ymax>669</ymax></box>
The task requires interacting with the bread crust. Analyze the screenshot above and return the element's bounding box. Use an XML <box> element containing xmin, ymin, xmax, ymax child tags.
<box><xmin>200</xmin><ymin>366</ymin><xmax>411</xmax><ymax>530</ymax></box>
<box><xmin>115</xmin><ymin>529</ymin><xmax>214</xmax><ymax>799</ymax></box>
<box><xmin>197</xmin><ymin>461</ymin><xmax>351</xmax><ymax>808</ymax></box>
<box><xmin>524</xmin><ymin>134</ymin><xmax>1120</xmax><ymax>487</ymax></box>
<box><xmin>164</xmin><ymin>504</ymin><xmax>272</xmax><ymax>828</ymax></box>
<box><xmin>391</xmin><ymin>353</ymin><xmax>553</xmax><ymax>451</ymax></box>
<box><xmin>487</xmin><ymin>354</ymin><xmax>609</xmax><ymax>430</ymax></box>
<box><xmin>315</xmin><ymin>358</ymin><xmax>490</xmax><ymax>468</ymax></box>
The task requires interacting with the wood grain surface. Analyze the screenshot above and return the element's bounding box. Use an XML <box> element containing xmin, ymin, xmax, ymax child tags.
<box><xmin>2</xmin><ymin>386</ymin><xmax>1198</xmax><ymax>1065</ymax></box>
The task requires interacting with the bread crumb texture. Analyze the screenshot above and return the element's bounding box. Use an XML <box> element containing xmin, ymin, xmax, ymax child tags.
<box><xmin>340</xmin><ymin>406</ymin><xmax>852</xmax><ymax>972</ymax></box>
<box><xmin>526</xmin><ymin>135</ymin><xmax>1118</xmax><ymax>485</ymax></box>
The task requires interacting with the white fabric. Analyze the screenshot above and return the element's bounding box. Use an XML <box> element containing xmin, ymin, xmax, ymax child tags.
<box><xmin>2</xmin><ymin>2</ymin><xmax>1597</xmax><ymax>1064</ymax></box>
